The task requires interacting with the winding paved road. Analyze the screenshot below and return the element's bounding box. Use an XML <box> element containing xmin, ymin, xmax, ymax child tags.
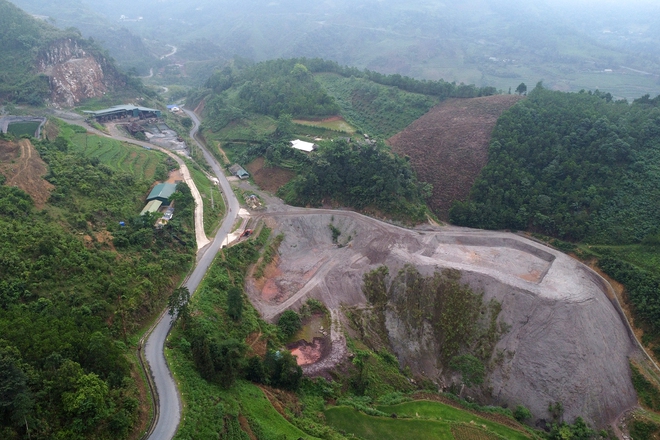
<box><xmin>143</xmin><ymin>108</ymin><xmax>239</xmax><ymax>440</ymax></box>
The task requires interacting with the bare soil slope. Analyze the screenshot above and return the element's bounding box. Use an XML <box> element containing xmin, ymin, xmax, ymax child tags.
<box><xmin>247</xmin><ymin>208</ymin><xmax>639</xmax><ymax>428</ymax></box>
<box><xmin>0</xmin><ymin>138</ymin><xmax>54</xmax><ymax>208</ymax></box>
<box><xmin>246</xmin><ymin>157</ymin><xmax>295</xmax><ymax>193</ymax></box>
<box><xmin>388</xmin><ymin>95</ymin><xmax>521</xmax><ymax>219</ymax></box>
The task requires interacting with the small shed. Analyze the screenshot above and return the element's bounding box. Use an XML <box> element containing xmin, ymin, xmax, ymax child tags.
<box><xmin>290</xmin><ymin>139</ymin><xmax>317</xmax><ymax>152</ymax></box>
<box><xmin>140</xmin><ymin>199</ymin><xmax>163</xmax><ymax>215</ymax></box>
<box><xmin>147</xmin><ymin>183</ymin><xmax>177</xmax><ymax>205</ymax></box>
<box><xmin>229</xmin><ymin>164</ymin><xmax>250</xmax><ymax>180</ymax></box>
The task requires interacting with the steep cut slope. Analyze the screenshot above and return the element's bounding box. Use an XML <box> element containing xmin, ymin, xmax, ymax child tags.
<box><xmin>0</xmin><ymin>0</ymin><xmax>134</xmax><ymax>106</ymax></box>
<box><xmin>388</xmin><ymin>95</ymin><xmax>521</xmax><ymax>220</ymax></box>
<box><xmin>247</xmin><ymin>209</ymin><xmax>639</xmax><ymax>429</ymax></box>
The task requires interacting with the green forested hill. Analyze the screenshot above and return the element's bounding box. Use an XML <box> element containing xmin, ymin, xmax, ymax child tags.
<box><xmin>450</xmin><ymin>85</ymin><xmax>660</xmax><ymax>245</ymax></box>
<box><xmin>0</xmin><ymin>125</ymin><xmax>195</xmax><ymax>439</ymax></box>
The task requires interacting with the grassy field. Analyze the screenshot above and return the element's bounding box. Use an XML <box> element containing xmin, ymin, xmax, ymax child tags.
<box><xmin>185</xmin><ymin>158</ymin><xmax>225</xmax><ymax>236</ymax></box>
<box><xmin>375</xmin><ymin>401</ymin><xmax>531</xmax><ymax>440</ymax></box>
<box><xmin>325</xmin><ymin>402</ymin><xmax>532</xmax><ymax>440</ymax></box>
<box><xmin>293</xmin><ymin>118</ymin><xmax>356</xmax><ymax>133</ymax></box>
<box><xmin>210</xmin><ymin>114</ymin><xmax>276</xmax><ymax>141</ymax></box>
<box><xmin>325</xmin><ymin>407</ymin><xmax>453</xmax><ymax>440</ymax></box>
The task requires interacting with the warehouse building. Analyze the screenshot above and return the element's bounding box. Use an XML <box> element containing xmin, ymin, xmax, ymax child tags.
<box><xmin>147</xmin><ymin>183</ymin><xmax>177</xmax><ymax>206</ymax></box>
<box><xmin>84</xmin><ymin>105</ymin><xmax>162</xmax><ymax>122</ymax></box>
<box><xmin>140</xmin><ymin>199</ymin><xmax>163</xmax><ymax>216</ymax></box>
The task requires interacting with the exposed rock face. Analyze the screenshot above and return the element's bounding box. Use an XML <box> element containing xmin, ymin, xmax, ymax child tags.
<box><xmin>37</xmin><ymin>38</ymin><xmax>112</xmax><ymax>107</ymax></box>
<box><xmin>248</xmin><ymin>210</ymin><xmax>640</xmax><ymax>428</ymax></box>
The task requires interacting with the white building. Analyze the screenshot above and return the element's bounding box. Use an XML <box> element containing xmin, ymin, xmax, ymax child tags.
<box><xmin>290</xmin><ymin>139</ymin><xmax>317</xmax><ymax>152</ymax></box>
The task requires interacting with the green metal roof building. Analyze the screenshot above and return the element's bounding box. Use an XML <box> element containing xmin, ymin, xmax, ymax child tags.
<box><xmin>147</xmin><ymin>183</ymin><xmax>177</xmax><ymax>205</ymax></box>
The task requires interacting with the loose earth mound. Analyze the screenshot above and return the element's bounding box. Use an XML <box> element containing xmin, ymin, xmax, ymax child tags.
<box><xmin>388</xmin><ymin>95</ymin><xmax>521</xmax><ymax>219</ymax></box>
<box><xmin>0</xmin><ymin>138</ymin><xmax>54</xmax><ymax>208</ymax></box>
<box><xmin>247</xmin><ymin>208</ymin><xmax>639</xmax><ymax>428</ymax></box>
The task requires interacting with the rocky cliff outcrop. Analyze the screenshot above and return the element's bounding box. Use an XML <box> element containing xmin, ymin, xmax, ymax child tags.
<box><xmin>37</xmin><ymin>38</ymin><xmax>118</xmax><ymax>107</ymax></box>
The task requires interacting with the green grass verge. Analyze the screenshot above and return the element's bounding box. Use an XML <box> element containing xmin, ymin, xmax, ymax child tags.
<box><xmin>376</xmin><ymin>401</ymin><xmax>531</xmax><ymax>440</ymax></box>
<box><xmin>185</xmin><ymin>158</ymin><xmax>226</xmax><ymax>236</ymax></box>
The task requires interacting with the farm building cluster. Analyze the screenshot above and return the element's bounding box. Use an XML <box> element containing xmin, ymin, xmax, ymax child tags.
<box><xmin>141</xmin><ymin>182</ymin><xmax>177</xmax><ymax>227</ymax></box>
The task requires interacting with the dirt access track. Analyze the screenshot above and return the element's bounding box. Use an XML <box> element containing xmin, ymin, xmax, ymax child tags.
<box><xmin>246</xmin><ymin>207</ymin><xmax>640</xmax><ymax>429</ymax></box>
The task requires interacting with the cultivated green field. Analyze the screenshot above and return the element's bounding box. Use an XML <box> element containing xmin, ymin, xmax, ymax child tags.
<box><xmin>315</xmin><ymin>73</ymin><xmax>439</xmax><ymax>137</ymax></box>
<box><xmin>293</xmin><ymin>118</ymin><xmax>356</xmax><ymax>133</ymax></box>
<box><xmin>325</xmin><ymin>401</ymin><xmax>532</xmax><ymax>440</ymax></box>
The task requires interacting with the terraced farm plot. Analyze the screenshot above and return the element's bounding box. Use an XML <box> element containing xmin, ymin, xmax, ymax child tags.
<box><xmin>69</xmin><ymin>133</ymin><xmax>162</xmax><ymax>181</ymax></box>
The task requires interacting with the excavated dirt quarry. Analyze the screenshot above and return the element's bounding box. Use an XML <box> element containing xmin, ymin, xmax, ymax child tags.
<box><xmin>246</xmin><ymin>208</ymin><xmax>640</xmax><ymax>428</ymax></box>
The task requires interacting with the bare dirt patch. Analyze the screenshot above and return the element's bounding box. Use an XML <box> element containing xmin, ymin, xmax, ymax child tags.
<box><xmin>0</xmin><ymin>138</ymin><xmax>54</xmax><ymax>209</ymax></box>
<box><xmin>388</xmin><ymin>95</ymin><xmax>522</xmax><ymax>220</ymax></box>
<box><xmin>245</xmin><ymin>157</ymin><xmax>295</xmax><ymax>193</ymax></box>
<box><xmin>166</xmin><ymin>168</ymin><xmax>183</xmax><ymax>183</ymax></box>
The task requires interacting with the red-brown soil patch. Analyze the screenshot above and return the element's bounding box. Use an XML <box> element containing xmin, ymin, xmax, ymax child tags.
<box><xmin>245</xmin><ymin>157</ymin><xmax>295</xmax><ymax>193</ymax></box>
<box><xmin>288</xmin><ymin>337</ymin><xmax>328</xmax><ymax>366</ymax></box>
<box><xmin>0</xmin><ymin>138</ymin><xmax>54</xmax><ymax>209</ymax></box>
<box><xmin>388</xmin><ymin>95</ymin><xmax>522</xmax><ymax>220</ymax></box>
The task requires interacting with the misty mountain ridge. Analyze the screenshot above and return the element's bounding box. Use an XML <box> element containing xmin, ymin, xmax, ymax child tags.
<box><xmin>8</xmin><ymin>0</ymin><xmax>660</xmax><ymax>99</ymax></box>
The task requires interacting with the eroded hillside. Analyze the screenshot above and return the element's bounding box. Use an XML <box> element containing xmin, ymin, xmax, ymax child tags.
<box><xmin>247</xmin><ymin>209</ymin><xmax>639</xmax><ymax>428</ymax></box>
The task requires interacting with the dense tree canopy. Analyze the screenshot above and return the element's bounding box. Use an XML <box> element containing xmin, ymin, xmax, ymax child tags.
<box><xmin>0</xmin><ymin>134</ymin><xmax>195</xmax><ymax>439</ymax></box>
<box><xmin>278</xmin><ymin>139</ymin><xmax>431</xmax><ymax>222</ymax></box>
<box><xmin>450</xmin><ymin>85</ymin><xmax>660</xmax><ymax>244</ymax></box>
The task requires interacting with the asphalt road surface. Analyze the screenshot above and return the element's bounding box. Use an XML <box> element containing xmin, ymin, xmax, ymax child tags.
<box><xmin>144</xmin><ymin>108</ymin><xmax>239</xmax><ymax>440</ymax></box>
